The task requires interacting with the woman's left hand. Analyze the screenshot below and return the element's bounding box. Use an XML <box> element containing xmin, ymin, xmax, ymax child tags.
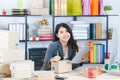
<box><xmin>80</xmin><ymin>52</ymin><xmax>89</xmax><ymax>63</ymax></box>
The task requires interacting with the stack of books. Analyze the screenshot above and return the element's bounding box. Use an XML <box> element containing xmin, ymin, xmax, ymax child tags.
<box><xmin>90</xmin><ymin>23</ymin><xmax>102</xmax><ymax>39</ymax></box>
<box><xmin>38</xmin><ymin>28</ymin><xmax>52</xmax><ymax>40</ymax></box>
<box><xmin>88</xmin><ymin>41</ymin><xmax>105</xmax><ymax>64</ymax></box>
<box><xmin>11</xmin><ymin>9</ymin><xmax>30</xmax><ymax>15</ymax></box>
<box><xmin>70</xmin><ymin>21</ymin><xmax>89</xmax><ymax>39</ymax></box>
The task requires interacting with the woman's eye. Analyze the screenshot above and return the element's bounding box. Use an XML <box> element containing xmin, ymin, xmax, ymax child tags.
<box><xmin>67</xmin><ymin>31</ymin><xmax>69</xmax><ymax>33</ymax></box>
<box><xmin>60</xmin><ymin>31</ymin><xmax>63</xmax><ymax>34</ymax></box>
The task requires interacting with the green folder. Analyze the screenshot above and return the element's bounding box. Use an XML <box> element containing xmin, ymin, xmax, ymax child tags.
<box><xmin>94</xmin><ymin>44</ymin><xmax>96</xmax><ymax>63</ymax></box>
<box><xmin>67</xmin><ymin>0</ymin><xmax>72</xmax><ymax>15</ymax></box>
<box><xmin>72</xmin><ymin>0</ymin><xmax>82</xmax><ymax>15</ymax></box>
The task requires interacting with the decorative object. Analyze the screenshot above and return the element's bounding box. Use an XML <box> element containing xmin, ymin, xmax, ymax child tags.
<box><xmin>108</xmin><ymin>28</ymin><xmax>113</xmax><ymax>39</ymax></box>
<box><xmin>82</xmin><ymin>0</ymin><xmax>90</xmax><ymax>15</ymax></box>
<box><xmin>104</xmin><ymin>5</ymin><xmax>112</xmax><ymax>15</ymax></box>
<box><xmin>39</xmin><ymin>19</ymin><xmax>49</xmax><ymax>28</ymax></box>
<box><xmin>2</xmin><ymin>9</ymin><xmax>6</xmax><ymax>15</ymax></box>
<box><xmin>29</xmin><ymin>35</ymin><xmax>39</xmax><ymax>41</ymax></box>
<box><xmin>88</xmin><ymin>68</ymin><xmax>96</xmax><ymax>78</ymax></box>
<box><xmin>17</xmin><ymin>0</ymin><xmax>23</xmax><ymax>9</ymax></box>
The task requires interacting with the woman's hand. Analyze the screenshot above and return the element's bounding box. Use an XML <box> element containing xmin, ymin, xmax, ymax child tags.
<box><xmin>80</xmin><ymin>52</ymin><xmax>89</xmax><ymax>63</ymax></box>
<box><xmin>50</xmin><ymin>56</ymin><xmax>61</xmax><ymax>62</ymax></box>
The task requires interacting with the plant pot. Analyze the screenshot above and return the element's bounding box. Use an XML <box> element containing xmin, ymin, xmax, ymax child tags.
<box><xmin>105</xmin><ymin>11</ymin><xmax>112</xmax><ymax>15</ymax></box>
<box><xmin>40</xmin><ymin>25</ymin><xmax>47</xmax><ymax>29</ymax></box>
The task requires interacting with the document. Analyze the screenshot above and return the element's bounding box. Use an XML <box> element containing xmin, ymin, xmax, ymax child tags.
<box><xmin>71</xmin><ymin>46</ymin><xmax>91</xmax><ymax>63</ymax></box>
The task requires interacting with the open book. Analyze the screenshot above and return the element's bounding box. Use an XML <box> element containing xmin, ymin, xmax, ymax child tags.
<box><xmin>71</xmin><ymin>46</ymin><xmax>91</xmax><ymax>63</ymax></box>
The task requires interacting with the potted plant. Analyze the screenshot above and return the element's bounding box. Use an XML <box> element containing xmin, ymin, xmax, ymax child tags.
<box><xmin>104</xmin><ymin>5</ymin><xmax>112</xmax><ymax>15</ymax></box>
<box><xmin>39</xmin><ymin>19</ymin><xmax>49</xmax><ymax>28</ymax></box>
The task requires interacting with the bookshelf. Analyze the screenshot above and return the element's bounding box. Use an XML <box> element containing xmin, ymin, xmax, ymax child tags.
<box><xmin>0</xmin><ymin>0</ymin><xmax>118</xmax><ymax>71</ymax></box>
<box><xmin>53</xmin><ymin>15</ymin><xmax>118</xmax><ymax>64</ymax></box>
<box><xmin>0</xmin><ymin>14</ymin><xmax>118</xmax><ymax>70</ymax></box>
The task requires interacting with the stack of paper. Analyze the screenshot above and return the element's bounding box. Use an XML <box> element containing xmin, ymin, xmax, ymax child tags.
<box><xmin>10</xmin><ymin>60</ymin><xmax>34</xmax><ymax>78</ymax></box>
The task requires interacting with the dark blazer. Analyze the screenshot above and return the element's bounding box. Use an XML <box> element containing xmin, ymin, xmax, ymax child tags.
<box><xmin>42</xmin><ymin>41</ymin><xmax>82</xmax><ymax>70</ymax></box>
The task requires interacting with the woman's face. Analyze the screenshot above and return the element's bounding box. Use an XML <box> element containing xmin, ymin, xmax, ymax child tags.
<box><xmin>56</xmin><ymin>26</ymin><xmax>70</xmax><ymax>42</ymax></box>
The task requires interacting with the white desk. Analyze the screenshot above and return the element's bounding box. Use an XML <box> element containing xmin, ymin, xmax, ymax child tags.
<box><xmin>62</xmin><ymin>64</ymin><xmax>120</xmax><ymax>80</ymax></box>
<box><xmin>0</xmin><ymin>72</ymin><xmax>120</xmax><ymax>80</ymax></box>
<box><xmin>63</xmin><ymin>72</ymin><xmax>120</xmax><ymax>80</ymax></box>
<box><xmin>1</xmin><ymin>64</ymin><xmax>120</xmax><ymax>80</ymax></box>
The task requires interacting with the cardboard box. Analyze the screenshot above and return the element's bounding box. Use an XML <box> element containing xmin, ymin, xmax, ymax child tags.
<box><xmin>35</xmin><ymin>71</ymin><xmax>55</xmax><ymax>80</ymax></box>
<box><xmin>0</xmin><ymin>62</ymin><xmax>11</xmax><ymax>74</ymax></box>
<box><xmin>0</xmin><ymin>49</ymin><xmax>25</xmax><ymax>62</ymax></box>
<box><xmin>10</xmin><ymin>60</ymin><xmax>34</xmax><ymax>71</ymax></box>
<box><xmin>10</xmin><ymin>60</ymin><xmax>34</xmax><ymax>78</ymax></box>
<box><xmin>30</xmin><ymin>8</ymin><xmax>49</xmax><ymax>15</ymax></box>
<box><xmin>0</xmin><ymin>77</ymin><xmax>36</xmax><ymax>80</ymax></box>
<box><xmin>82</xmin><ymin>68</ymin><xmax>88</xmax><ymax>77</ymax></box>
<box><xmin>0</xmin><ymin>30</ymin><xmax>19</xmax><ymax>49</ymax></box>
<box><xmin>32</xmin><ymin>0</ymin><xmax>45</xmax><ymax>8</ymax></box>
<box><xmin>11</xmin><ymin>71</ymin><xmax>33</xmax><ymax>78</ymax></box>
<box><xmin>51</xmin><ymin>60</ymin><xmax>72</xmax><ymax>73</ymax></box>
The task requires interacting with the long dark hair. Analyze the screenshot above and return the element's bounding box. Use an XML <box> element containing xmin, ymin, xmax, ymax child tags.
<box><xmin>54</xmin><ymin>23</ymin><xmax>79</xmax><ymax>52</ymax></box>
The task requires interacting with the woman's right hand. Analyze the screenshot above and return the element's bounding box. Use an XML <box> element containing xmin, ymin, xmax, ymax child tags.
<box><xmin>50</xmin><ymin>56</ymin><xmax>61</xmax><ymax>62</ymax></box>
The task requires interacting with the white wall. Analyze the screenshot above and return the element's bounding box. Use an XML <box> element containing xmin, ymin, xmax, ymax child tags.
<box><xmin>104</xmin><ymin>0</ymin><xmax>120</xmax><ymax>63</ymax></box>
<box><xmin>0</xmin><ymin>0</ymin><xmax>120</xmax><ymax>62</ymax></box>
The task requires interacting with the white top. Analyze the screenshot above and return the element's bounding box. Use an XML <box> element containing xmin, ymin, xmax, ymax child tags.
<box><xmin>64</xmin><ymin>47</ymin><xmax>68</xmax><ymax>60</ymax></box>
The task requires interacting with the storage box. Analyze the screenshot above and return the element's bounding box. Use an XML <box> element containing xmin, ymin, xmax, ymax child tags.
<box><xmin>0</xmin><ymin>62</ymin><xmax>11</xmax><ymax>74</ymax></box>
<box><xmin>30</xmin><ymin>8</ymin><xmax>49</xmax><ymax>15</ymax></box>
<box><xmin>10</xmin><ymin>60</ymin><xmax>34</xmax><ymax>71</ymax></box>
<box><xmin>51</xmin><ymin>60</ymin><xmax>72</xmax><ymax>73</ymax></box>
<box><xmin>32</xmin><ymin>0</ymin><xmax>45</xmax><ymax>8</ymax></box>
<box><xmin>35</xmin><ymin>71</ymin><xmax>55</xmax><ymax>80</ymax></box>
<box><xmin>0</xmin><ymin>49</ymin><xmax>25</xmax><ymax>62</ymax></box>
<box><xmin>10</xmin><ymin>60</ymin><xmax>34</xmax><ymax>78</ymax></box>
<box><xmin>0</xmin><ymin>77</ymin><xmax>36</xmax><ymax>80</ymax></box>
<box><xmin>0</xmin><ymin>30</ymin><xmax>19</xmax><ymax>49</ymax></box>
<box><xmin>11</xmin><ymin>71</ymin><xmax>33</xmax><ymax>78</ymax></box>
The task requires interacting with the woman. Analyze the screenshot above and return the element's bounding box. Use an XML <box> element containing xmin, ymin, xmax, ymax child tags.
<box><xmin>42</xmin><ymin>23</ymin><xmax>88</xmax><ymax>70</ymax></box>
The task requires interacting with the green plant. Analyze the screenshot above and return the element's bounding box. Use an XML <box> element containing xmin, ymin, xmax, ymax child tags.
<box><xmin>104</xmin><ymin>5</ymin><xmax>112</xmax><ymax>11</ymax></box>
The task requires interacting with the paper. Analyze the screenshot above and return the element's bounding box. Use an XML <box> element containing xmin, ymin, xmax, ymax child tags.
<box><xmin>71</xmin><ymin>46</ymin><xmax>91</xmax><ymax>63</ymax></box>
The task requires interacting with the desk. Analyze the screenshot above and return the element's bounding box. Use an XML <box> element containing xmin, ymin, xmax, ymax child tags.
<box><xmin>1</xmin><ymin>64</ymin><xmax>120</xmax><ymax>80</ymax></box>
<box><xmin>0</xmin><ymin>72</ymin><xmax>120</xmax><ymax>80</ymax></box>
<box><xmin>61</xmin><ymin>64</ymin><xmax>120</xmax><ymax>80</ymax></box>
<box><xmin>63</xmin><ymin>71</ymin><xmax>120</xmax><ymax>80</ymax></box>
